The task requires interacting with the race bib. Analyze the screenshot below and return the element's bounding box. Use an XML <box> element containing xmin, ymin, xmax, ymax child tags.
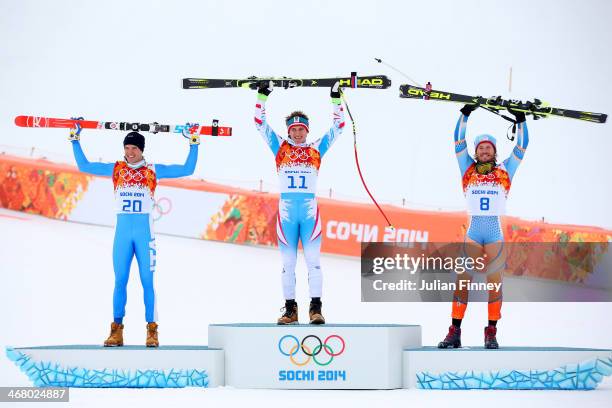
<box><xmin>113</xmin><ymin>163</ymin><xmax>157</xmax><ymax>214</ymax></box>
<box><xmin>115</xmin><ymin>186</ymin><xmax>155</xmax><ymax>214</ymax></box>
<box><xmin>279</xmin><ymin>168</ymin><xmax>318</xmax><ymax>194</ymax></box>
<box><xmin>465</xmin><ymin>184</ymin><xmax>507</xmax><ymax>216</ymax></box>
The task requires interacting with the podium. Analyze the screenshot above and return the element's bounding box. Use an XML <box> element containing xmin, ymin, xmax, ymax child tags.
<box><xmin>209</xmin><ymin>323</ymin><xmax>421</xmax><ymax>389</ymax></box>
<box><xmin>403</xmin><ymin>346</ymin><xmax>612</xmax><ymax>390</ymax></box>
<box><xmin>6</xmin><ymin>345</ymin><xmax>224</xmax><ymax>388</ymax></box>
<box><xmin>7</xmin><ymin>329</ymin><xmax>612</xmax><ymax>390</ymax></box>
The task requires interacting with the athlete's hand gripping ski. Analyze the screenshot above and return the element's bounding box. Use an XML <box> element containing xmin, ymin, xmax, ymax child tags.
<box><xmin>460</xmin><ymin>103</ymin><xmax>479</xmax><ymax>117</ymax></box>
<box><xmin>181</xmin><ymin>122</ymin><xmax>201</xmax><ymax>145</ymax></box>
<box><xmin>258</xmin><ymin>80</ymin><xmax>273</xmax><ymax>96</ymax></box>
<box><xmin>68</xmin><ymin>116</ymin><xmax>84</xmax><ymax>141</ymax></box>
<box><xmin>330</xmin><ymin>81</ymin><xmax>341</xmax><ymax>99</ymax></box>
<box><xmin>507</xmin><ymin>107</ymin><xmax>526</xmax><ymax>123</ymax></box>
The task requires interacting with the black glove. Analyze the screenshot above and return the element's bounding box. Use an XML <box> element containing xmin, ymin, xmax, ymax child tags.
<box><xmin>330</xmin><ymin>81</ymin><xmax>341</xmax><ymax>98</ymax></box>
<box><xmin>257</xmin><ymin>80</ymin><xmax>272</xmax><ymax>96</ymax></box>
<box><xmin>460</xmin><ymin>104</ymin><xmax>478</xmax><ymax>117</ymax></box>
<box><xmin>507</xmin><ymin>107</ymin><xmax>526</xmax><ymax>123</ymax></box>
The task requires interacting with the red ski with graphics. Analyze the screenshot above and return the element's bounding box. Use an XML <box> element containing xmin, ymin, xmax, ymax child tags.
<box><xmin>15</xmin><ymin>115</ymin><xmax>232</xmax><ymax>136</ymax></box>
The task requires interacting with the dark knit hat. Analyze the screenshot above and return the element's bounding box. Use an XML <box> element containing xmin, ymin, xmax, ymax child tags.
<box><xmin>123</xmin><ymin>132</ymin><xmax>145</xmax><ymax>151</ymax></box>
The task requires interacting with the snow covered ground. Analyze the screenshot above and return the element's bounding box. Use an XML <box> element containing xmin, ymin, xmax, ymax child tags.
<box><xmin>0</xmin><ymin>208</ymin><xmax>610</xmax><ymax>407</ymax></box>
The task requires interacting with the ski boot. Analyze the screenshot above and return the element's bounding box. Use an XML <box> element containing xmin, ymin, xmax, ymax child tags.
<box><xmin>484</xmin><ymin>325</ymin><xmax>499</xmax><ymax>349</ymax></box>
<box><xmin>277</xmin><ymin>300</ymin><xmax>298</xmax><ymax>325</ymax></box>
<box><xmin>146</xmin><ymin>322</ymin><xmax>159</xmax><ymax>347</ymax></box>
<box><xmin>104</xmin><ymin>322</ymin><xmax>124</xmax><ymax>347</ymax></box>
<box><xmin>437</xmin><ymin>325</ymin><xmax>462</xmax><ymax>349</ymax></box>
<box><xmin>309</xmin><ymin>299</ymin><xmax>325</xmax><ymax>325</ymax></box>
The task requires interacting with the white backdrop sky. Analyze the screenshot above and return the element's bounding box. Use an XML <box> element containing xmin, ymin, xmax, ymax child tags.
<box><xmin>1</xmin><ymin>0</ymin><xmax>610</xmax><ymax>228</ymax></box>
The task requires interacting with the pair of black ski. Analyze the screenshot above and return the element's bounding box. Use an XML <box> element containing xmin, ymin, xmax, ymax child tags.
<box><xmin>182</xmin><ymin>75</ymin><xmax>607</xmax><ymax>124</ymax></box>
<box><xmin>182</xmin><ymin>74</ymin><xmax>391</xmax><ymax>90</ymax></box>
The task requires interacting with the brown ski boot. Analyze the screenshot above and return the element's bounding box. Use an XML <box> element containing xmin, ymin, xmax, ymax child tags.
<box><xmin>277</xmin><ymin>300</ymin><xmax>298</xmax><ymax>325</ymax></box>
<box><xmin>104</xmin><ymin>322</ymin><xmax>124</xmax><ymax>347</ymax></box>
<box><xmin>309</xmin><ymin>299</ymin><xmax>325</xmax><ymax>325</ymax></box>
<box><xmin>146</xmin><ymin>322</ymin><xmax>159</xmax><ymax>347</ymax></box>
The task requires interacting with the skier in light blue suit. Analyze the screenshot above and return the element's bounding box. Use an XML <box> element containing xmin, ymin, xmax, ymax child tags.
<box><xmin>69</xmin><ymin>121</ymin><xmax>199</xmax><ymax>347</ymax></box>
<box><xmin>439</xmin><ymin>104</ymin><xmax>529</xmax><ymax>351</ymax></box>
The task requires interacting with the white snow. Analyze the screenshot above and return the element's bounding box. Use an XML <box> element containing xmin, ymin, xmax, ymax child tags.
<box><xmin>0</xmin><ymin>208</ymin><xmax>610</xmax><ymax>406</ymax></box>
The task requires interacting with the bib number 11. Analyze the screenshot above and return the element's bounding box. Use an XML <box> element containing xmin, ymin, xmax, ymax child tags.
<box><xmin>288</xmin><ymin>175</ymin><xmax>307</xmax><ymax>189</ymax></box>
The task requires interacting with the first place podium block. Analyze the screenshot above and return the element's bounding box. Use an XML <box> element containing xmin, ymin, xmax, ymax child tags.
<box><xmin>208</xmin><ymin>323</ymin><xmax>421</xmax><ymax>389</ymax></box>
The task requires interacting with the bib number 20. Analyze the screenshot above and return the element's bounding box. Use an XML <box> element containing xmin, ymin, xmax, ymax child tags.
<box><xmin>122</xmin><ymin>199</ymin><xmax>142</xmax><ymax>213</ymax></box>
<box><xmin>288</xmin><ymin>175</ymin><xmax>307</xmax><ymax>189</ymax></box>
<box><xmin>479</xmin><ymin>197</ymin><xmax>490</xmax><ymax>211</ymax></box>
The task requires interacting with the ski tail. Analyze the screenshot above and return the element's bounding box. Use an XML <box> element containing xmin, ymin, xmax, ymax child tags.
<box><xmin>399</xmin><ymin>85</ymin><xmax>475</xmax><ymax>104</ymax></box>
<box><xmin>14</xmin><ymin>116</ymin><xmax>101</xmax><ymax>129</ymax></box>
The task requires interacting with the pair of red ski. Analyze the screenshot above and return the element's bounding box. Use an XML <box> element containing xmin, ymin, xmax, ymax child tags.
<box><xmin>14</xmin><ymin>116</ymin><xmax>232</xmax><ymax>137</ymax></box>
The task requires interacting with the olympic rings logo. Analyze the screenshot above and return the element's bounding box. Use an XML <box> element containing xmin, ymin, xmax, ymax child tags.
<box><xmin>118</xmin><ymin>168</ymin><xmax>145</xmax><ymax>182</ymax></box>
<box><xmin>152</xmin><ymin>197</ymin><xmax>172</xmax><ymax>221</ymax></box>
<box><xmin>474</xmin><ymin>172</ymin><xmax>497</xmax><ymax>182</ymax></box>
<box><xmin>287</xmin><ymin>148</ymin><xmax>311</xmax><ymax>162</ymax></box>
<box><xmin>278</xmin><ymin>334</ymin><xmax>346</xmax><ymax>367</ymax></box>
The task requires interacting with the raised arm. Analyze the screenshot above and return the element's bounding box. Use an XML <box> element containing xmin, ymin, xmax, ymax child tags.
<box><xmin>454</xmin><ymin>105</ymin><xmax>476</xmax><ymax>176</ymax></box>
<box><xmin>312</xmin><ymin>83</ymin><xmax>345</xmax><ymax>157</ymax></box>
<box><xmin>503</xmin><ymin>110</ymin><xmax>529</xmax><ymax>181</ymax></box>
<box><xmin>155</xmin><ymin>125</ymin><xmax>200</xmax><ymax>179</ymax></box>
<box><xmin>155</xmin><ymin>143</ymin><xmax>199</xmax><ymax>179</ymax></box>
<box><xmin>253</xmin><ymin>81</ymin><xmax>284</xmax><ymax>155</ymax></box>
<box><xmin>69</xmin><ymin>123</ymin><xmax>114</xmax><ymax>176</ymax></box>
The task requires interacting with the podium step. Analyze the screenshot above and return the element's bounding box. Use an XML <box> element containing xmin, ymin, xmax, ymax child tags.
<box><xmin>6</xmin><ymin>345</ymin><xmax>224</xmax><ymax>388</ymax></box>
<box><xmin>403</xmin><ymin>346</ymin><xmax>612</xmax><ymax>390</ymax></box>
<box><xmin>209</xmin><ymin>323</ymin><xmax>421</xmax><ymax>389</ymax></box>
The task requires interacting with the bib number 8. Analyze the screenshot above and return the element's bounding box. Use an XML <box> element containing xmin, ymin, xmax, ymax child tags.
<box><xmin>122</xmin><ymin>199</ymin><xmax>142</xmax><ymax>213</ymax></box>
<box><xmin>480</xmin><ymin>197</ymin><xmax>490</xmax><ymax>211</ymax></box>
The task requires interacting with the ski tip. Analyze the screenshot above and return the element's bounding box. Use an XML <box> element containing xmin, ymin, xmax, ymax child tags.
<box><xmin>14</xmin><ymin>116</ymin><xmax>27</xmax><ymax>127</ymax></box>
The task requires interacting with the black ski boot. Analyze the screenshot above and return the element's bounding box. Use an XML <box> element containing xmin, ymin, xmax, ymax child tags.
<box><xmin>484</xmin><ymin>325</ymin><xmax>499</xmax><ymax>349</ymax></box>
<box><xmin>438</xmin><ymin>325</ymin><xmax>462</xmax><ymax>349</ymax></box>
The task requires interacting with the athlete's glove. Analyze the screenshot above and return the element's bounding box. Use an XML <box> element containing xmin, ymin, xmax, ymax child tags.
<box><xmin>257</xmin><ymin>80</ymin><xmax>273</xmax><ymax>96</ymax></box>
<box><xmin>507</xmin><ymin>107</ymin><xmax>526</xmax><ymax>124</ymax></box>
<box><xmin>181</xmin><ymin>123</ymin><xmax>200</xmax><ymax>145</ymax></box>
<box><xmin>330</xmin><ymin>81</ymin><xmax>341</xmax><ymax>99</ymax></box>
<box><xmin>460</xmin><ymin>104</ymin><xmax>478</xmax><ymax>117</ymax></box>
<box><xmin>68</xmin><ymin>117</ymin><xmax>84</xmax><ymax>141</ymax></box>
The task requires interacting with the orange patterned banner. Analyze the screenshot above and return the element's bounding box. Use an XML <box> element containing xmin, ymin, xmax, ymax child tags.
<box><xmin>1</xmin><ymin>154</ymin><xmax>610</xmax><ymax>273</ymax></box>
<box><xmin>0</xmin><ymin>157</ymin><xmax>91</xmax><ymax>219</ymax></box>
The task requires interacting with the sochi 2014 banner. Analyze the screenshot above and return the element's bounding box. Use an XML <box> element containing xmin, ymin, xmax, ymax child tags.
<box><xmin>1</xmin><ymin>154</ymin><xmax>610</xmax><ymax>287</ymax></box>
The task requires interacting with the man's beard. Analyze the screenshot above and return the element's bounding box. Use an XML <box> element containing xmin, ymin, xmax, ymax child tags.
<box><xmin>475</xmin><ymin>159</ymin><xmax>496</xmax><ymax>175</ymax></box>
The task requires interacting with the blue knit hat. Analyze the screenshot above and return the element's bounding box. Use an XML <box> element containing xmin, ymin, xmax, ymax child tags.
<box><xmin>474</xmin><ymin>134</ymin><xmax>496</xmax><ymax>152</ymax></box>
